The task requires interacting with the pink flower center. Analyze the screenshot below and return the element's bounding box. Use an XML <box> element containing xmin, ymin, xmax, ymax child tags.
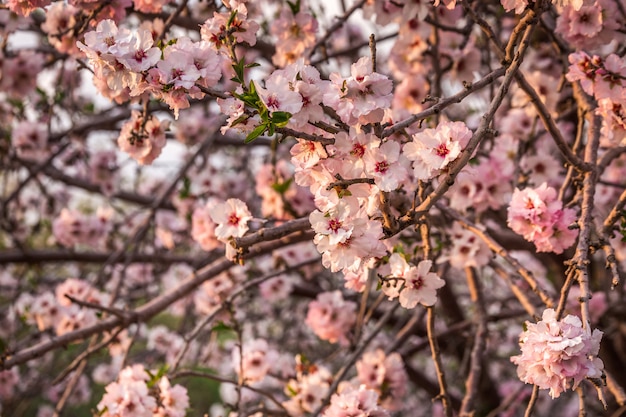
<box><xmin>351</xmin><ymin>143</ymin><xmax>366</xmax><ymax>157</ymax></box>
<box><xmin>172</xmin><ymin>68</ymin><xmax>184</xmax><ymax>79</ymax></box>
<box><xmin>266</xmin><ymin>96</ymin><xmax>280</xmax><ymax>109</ymax></box>
<box><xmin>134</xmin><ymin>49</ymin><xmax>147</xmax><ymax>62</ymax></box>
<box><xmin>327</xmin><ymin>218</ymin><xmax>342</xmax><ymax>233</ymax></box>
<box><xmin>410</xmin><ymin>276</ymin><xmax>423</xmax><ymax>290</ymax></box>
<box><xmin>375</xmin><ymin>160</ymin><xmax>389</xmax><ymax>174</ymax></box>
<box><xmin>435</xmin><ymin>142</ymin><xmax>450</xmax><ymax>158</ymax></box>
<box><xmin>228</xmin><ymin>212</ymin><xmax>241</xmax><ymax>226</ymax></box>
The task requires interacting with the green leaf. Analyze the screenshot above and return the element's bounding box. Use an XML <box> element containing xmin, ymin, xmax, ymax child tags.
<box><xmin>245</xmin><ymin>62</ymin><xmax>261</xmax><ymax>69</ymax></box>
<box><xmin>179</xmin><ymin>176</ymin><xmax>191</xmax><ymax>199</ymax></box>
<box><xmin>245</xmin><ymin>124</ymin><xmax>267</xmax><ymax>143</ymax></box>
<box><xmin>227</xmin><ymin>9</ymin><xmax>239</xmax><ymax>27</ymax></box>
<box><xmin>272</xmin><ymin>111</ymin><xmax>292</xmax><ymax>127</ymax></box>
<box><xmin>212</xmin><ymin>322</ymin><xmax>233</xmax><ymax>332</ymax></box>
<box><xmin>271</xmin><ymin>178</ymin><xmax>293</xmax><ymax>194</ymax></box>
<box><xmin>146</xmin><ymin>364</ymin><xmax>169</xmax><ymax>388</ymax></box>
<box><xmin>287</xmin><ymin>0</ymin><xmax>301</xmax><ymax>14</ymax></box>
<box><xmin>230</xmin><ymin>114</ymin><xmax>250</xmax><ymax>127</ymax></box>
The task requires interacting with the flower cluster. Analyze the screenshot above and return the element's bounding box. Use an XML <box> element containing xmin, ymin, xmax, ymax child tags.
<box><xmin>511</xmin><ymin>309</ymin><xmax>604</xmax><ymax>399</ymax></box>
<box><xmin>305</xmin><ymin>290</ymin><xmax>357</xmax><ymax>346</ymax></box>
<box><xmin>356</xmin><ymin>349</ymin><xmax>408</xmax><ymax>410</ymax></box>
<box><xmin>283</xmin><ymin>356</ymin><xmax>333</xmax><ymax>415</ymax></box>
<box><xmin>97</xmin><ymin>364</ymin><xmax>189</xmax><ymax>417</ymax></box>
<box><xmin>322</xmin><ymin>384</ymin><xmax>389</xmax><ymax>417</ymax></box>
<box><xmin>52</xmin><ymin>207</ymin><xmax>113</xmax><ymax>248</ymax></box>
<box><xmin>507</xmin><ymin>183</ymin><xmax>578</xmax><ymax>253</ymax></box>
<box><xmin>15</xmin><ymin>278</ymin><xmax>109</xmax><ymax>336</ymax></box>
<box><xmin>381</xmin><ymin>253</ymin><xmax>445</xmax><ymax>309</ymax></box>
<box><xmin>404</xmin><ymin>120</ymin><xmax>472</xmax><ymax>180</ymax></box>
<box><xmin>567</xmin><ymin>51</ymin><xmax>626</xmax><ymax>146</ymax></box>
<box><xmin>78</xmin><ymin>18</ymin><xmax>223</xmax><ymax>116</ymax></box>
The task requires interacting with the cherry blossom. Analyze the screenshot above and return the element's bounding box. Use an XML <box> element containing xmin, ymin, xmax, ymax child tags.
<box><xmin>511</xmin><ymin>309</ymin><xmax>604</xmax><ymax>399</ymax></box>
<box><xmin>305</xmin><ymin>290</ymin><xmax>357</xmax><ymax>346</ymax></box>
<box><xmin>209</xmin><ymin>198</ymin><xmax>253</xmax><ymax>240</ymax></box>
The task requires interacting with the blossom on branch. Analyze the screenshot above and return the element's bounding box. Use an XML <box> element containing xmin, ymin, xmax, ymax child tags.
<box><xmin>511</xmin><ymin>309</ymin><xmax>604</xmax><ymax>399</ymax></box>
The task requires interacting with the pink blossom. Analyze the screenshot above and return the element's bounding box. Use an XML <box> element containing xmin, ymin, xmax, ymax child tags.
<box><xmin>132</xmin><ymin>0</ymin><xmax>171</xmax><ymax>13</ymax></box>
<box><xmin>0</xmin><ymin>368</ymin><xmax>19</xmax><ymax>400</ymax></box>
<box><xmin>232</xmin><ymin>338</ymin><xmax>279</xmax><ymax>382</ymax></box>
<box><xmin>555</xmin><ymin>0</ymin><xmax>620</xmax><ymax>50</ymax></box>
<box><xmin>356</xmin><ymin>349</ymin><xmax>408</xmax><ymax>410</ymax></box>
<box><xmin>364</xmin><ymin>140</ymin><xmax>409</xmax><ymax>192</ymax></box>
<box><xmin>404</xmin><ymin>121</ymin><xmax>472</xmax><ymax>180</ymax></box>
<box><xmin>511</xmin><ymin>308</ymin><xmax>604</xmax><ymax>399</ymax></box>
<box><xmin>6</xmin><ymin>0</ymin><xmax>51</xmax><ymax>16</ymax></box>
<box><xmin>271</xmin><ymin>8</ymin><xmax>318</xmax><ymax>67</ymax></box>
<box><xmin>41</xmin><ymin>2</ymin><xmax>80</xmax><ymax>54</ymax></box>
<box><xmin>117</xmin><ymin>111</ymin><xmax>168</xmax><ymax>165</ymax></box>
<box><xmin>200</xmin><ymin>3</ymin><xmax>259</xmax><ymax>50</ymax></box>
<box><xmin>209</xmin><ymin>198</ymin><xmax>252</xmax><ymax>240</ymax></box>
<box><xmin>399</xmin><ymin>259</ymin><xmax>445</xmax><ymax>308</ymax></box>
<box><xmin>322</xmin><ymin>56</ymin><xmax>393</xmax><ymax>125</ymax></box>
<box><xmin>52</xmin><ymin>207</ymin><xmax>112</xmax><ymax>248</ymax></box>
<box><xmin>12</xmin><ymin>120</ymin><xmax>48</xmax><ymax>161</ymax></box>
<box><xmin>255</xmin><ymin>72</ymin><xmax>303</xmax><ymax>116</ymax></box>
<box><xmin>156</xmin><ymin>377</ymin><xmax>189</xmax><ymax>417</ymax></box>
<box><xmin>438</xmin><ymin>222</ymin><xmax>492</xmax><ymax>269</ymax></box>
<box><xmin>283</xmin><ymin>358</ymin><xmax>332</xmax><ymax>415</ymax></box>
<box><xmin>507</xmin><ymin>183</ymin><xmax>578</xmax><ymax>254</ymax></box>
<box><xmin>191</xmin><ymin>200</ymin><xmax>222</xmax><ymax>251</ymax></box>
<box><xmin>98</xmin><ymin>365</ymin><xmax>157</xmax><ymax>417</ymax></box>
<box><xmin>322</xmin><ymin>384</ymin><xmax>389</xmax><ymax>417</ymax></box>
<box><xmin>305</xmin><ymin>290</ymin><xmax>357</xmax><ymax>346</ymax></box>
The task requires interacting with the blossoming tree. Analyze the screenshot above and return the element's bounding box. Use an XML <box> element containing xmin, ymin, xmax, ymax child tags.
<box><xmin>1</xmin><ymin>0</ymin><xmax>626</xmax><ymax>416</ymax></box>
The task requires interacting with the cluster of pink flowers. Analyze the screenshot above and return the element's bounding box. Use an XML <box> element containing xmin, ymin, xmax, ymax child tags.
<box><xmin>356</xmin><ymin>349</ymin><xmax>408</xmax><ymax>410</ymax></box>
<box><xmin>404</xmin><ymin>120</ymin><xmax>472</xmax><ymax>180</ymax></box>
<box><xmin>52</xmin><ymin>207</ymin><xmax>113</xmax><ymax>248</ymax></box>
<box><xmin>305</xmin><ymin>290</ymin><xmax>357</xmax><ymax>346</ymax></box>
<box><xmin>232</xmin><ymin>338</ymin><xmax>280</xmax><ymax>383</ymax></box>
<box><xmin>116</xmin><ymin>110</ymin><xmax>169</xmax><ymax>165</ymax></box>
<box><xmin>380</xmin><ymin>253</ymin><xmax>446</xmax><ymax>309</ymax></box>
<box><xmin>323</xmin><ymin>57</ymin><xmax>393</xmax><ymax>125</ymax></box>
<box><xmin>270</xmin><ymin>6</ymin><xmax>318</xmax><ymax>67</ymax></box>
<box><xmin>507</xmin><ymin>183</ymin><xmax>578</xmax><ymax>254</ymax></box>
<box><xmin>309</xmin><ymin>198</ymin><xmax>386</xmax><ymax>274</ymax></box>
<box><xmin>511</xmin><ymin>309</ymin><xmax>604</xmax><ymax>399</ymax></box>
<box><xmin>567</xmin><ymin>52</ymin><xmax>626</xmax><ymax>146</ymax></box>
<box><xmin>283</xmin><ymin>356</ymin><xmax>333</xmax><ymax>415</ymax></box>
<box><xmin>11</xmin><ymin>120</ymin><xmax>48</xmax><ymax>161</ymax></box>
<box><xmin>200</xmin><ymin>2</ymin><xmax>259</xmax><ymax>51</ymax></box>
<box><xmin>322</xmin><ymin>384</ymin><xmax>389</xmax><ymax>417</ymax></box>
<box><xmin>15</xmin><ymin>278</ymin><xmax>109</xmax><ymax>336</ymax></box>
<box><xmin>555</xmin><ymin>0</ymin><xmax>621</xmax><ymax>50</ymax></box>
<box><xmin>98</xmin><ymin>364</ymin><xmax>188</xmax><ymax>417</ymax></box>
<box><xmin>78</xmin><ymin>18</ymin><xmax>223</xmax><ymax>117</ymax></box>
<box><xmin>502</xmin><ymin>0</ymin><xmax>583</xmax><ymax>14</ymax></box>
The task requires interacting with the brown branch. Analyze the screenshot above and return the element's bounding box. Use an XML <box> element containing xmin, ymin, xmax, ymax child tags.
<box><xmin>0</xmin><ymin>232</ymin><xmax>312</xmax><ymax>370</ymax></box>
<box><xmin>438</xmin><ymin>204</ymin><xmax>555</xmax><ymax>309</ymax></box>
<box><xmin>0</xmin><ymin>249</ymin><xmax>202</xmax><ymax>265</ymax></box>
<box><xmin>459</xmin><ymin>267</ymin><xmax>488</xmax><ymax>417</ymax></box>
<box><xmin>427</xmin><ymin>306</ymin><xmax>454</xmax><ymax>417</ymax></box>
<box><xmin>398</xmin><ymin>13</ymin><xmax>539</xmax><ymax>230</ymax></box>
<box><xmin>232</xmin><ymin>217</ymin><xmax>311</xmax><ymax>252</ymax></box>
<box><xmin>382</xmin><ymin>66</ymin><xmax>507</xmax><ymax>138</ymax></box>
<box><xmin>308</xmin><ymin>0</ymin><xmax>367</xmax><ymax>58</ymax></box>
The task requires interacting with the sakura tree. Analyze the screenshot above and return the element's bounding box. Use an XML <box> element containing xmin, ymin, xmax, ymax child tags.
<box><xmin>1</xmin><ymin>0</ymin><xmax>626</xmax><ymax>416</ymax></box>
